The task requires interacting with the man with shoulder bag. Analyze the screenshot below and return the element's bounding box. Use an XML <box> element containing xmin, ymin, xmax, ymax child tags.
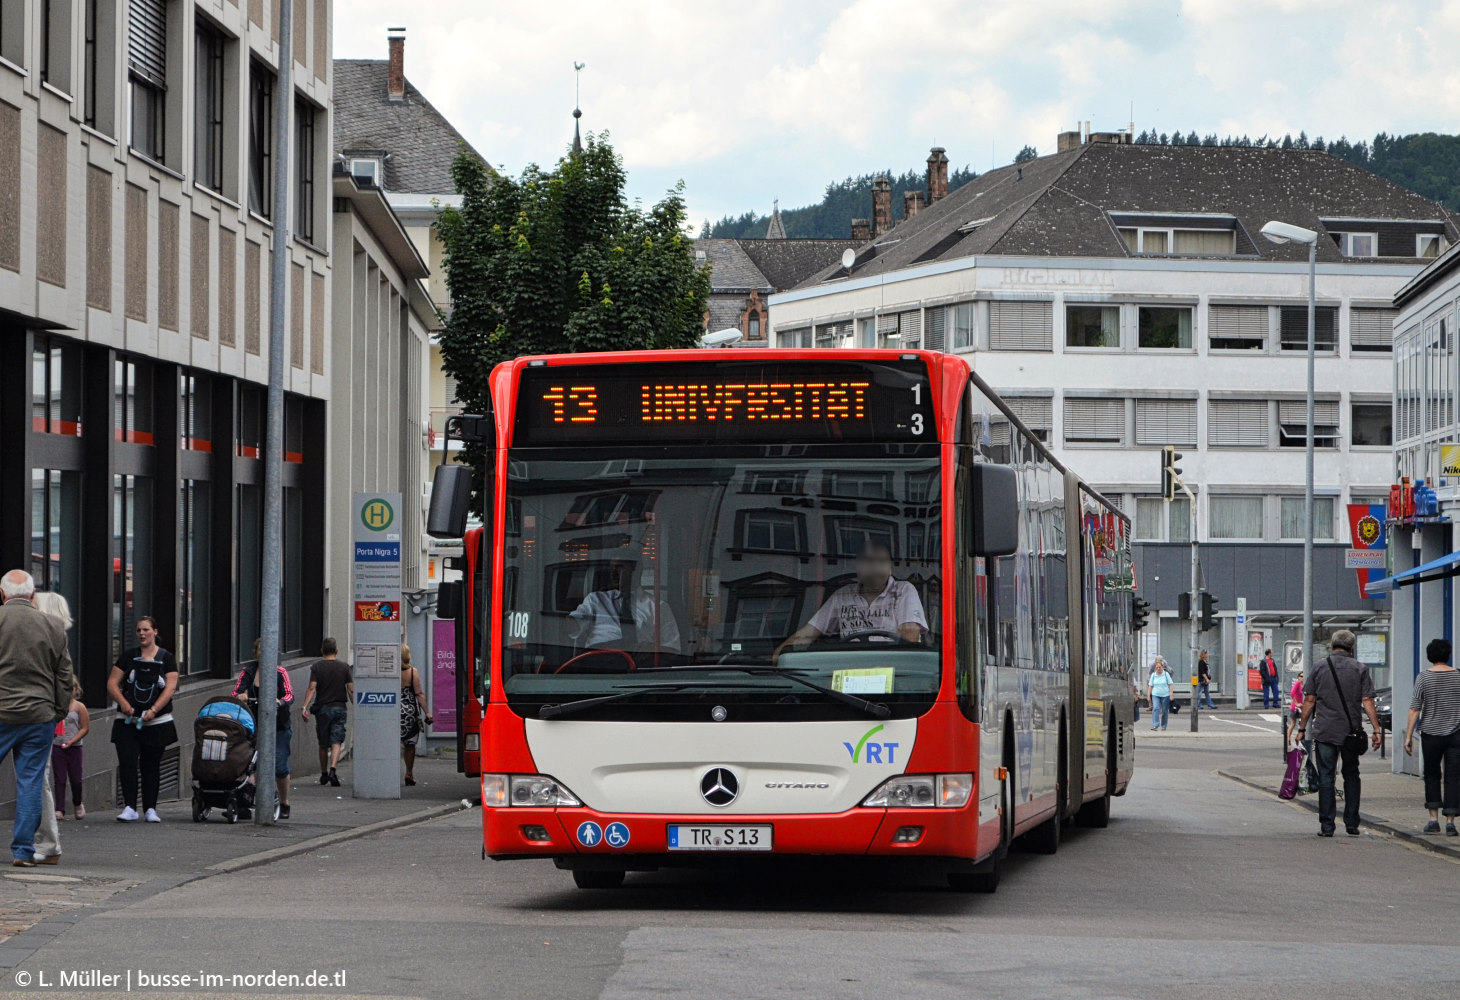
<box><xmin>1295</xmin><ymin>630</ymin><xmax>1382</xmax><ymax>837</ymax></box>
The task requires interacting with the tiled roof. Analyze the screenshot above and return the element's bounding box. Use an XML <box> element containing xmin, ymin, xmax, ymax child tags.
<box><xmin>800</xmin><ymin>142</ymin><xmax>1460</xmax><ymax>286</ymax></box>
<box><xmin>332</xmin><ymin>60</ymin><xmax>487</xmax><ymax>195</ymax></box>
<box><xmin>696</xmin><ymin>239</ymin><xmax>774</xmax><ymax>292</ymax></box>
<box><xmin>739</xmin><ymin>239</ymin><xmax>859</xmax><ymax>291</ymax></box>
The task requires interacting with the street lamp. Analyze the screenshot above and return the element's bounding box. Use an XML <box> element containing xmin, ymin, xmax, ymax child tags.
<box><xmin>1261</xmin><ymin>219</ymin><xmax>1320</xmax><ymax>688</ymax></box>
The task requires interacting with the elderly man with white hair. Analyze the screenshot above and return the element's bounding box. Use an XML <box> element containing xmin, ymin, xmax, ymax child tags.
<box><xmin>0</xmin><ymin>570</ymin><xmax>74</xmax><ymax>866</ymax></box>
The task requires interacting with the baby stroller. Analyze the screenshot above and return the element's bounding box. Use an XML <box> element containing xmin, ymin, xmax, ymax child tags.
<box><xmin>191</xmin><ymin>696</ymin><xmax>276</xmax><ymax>823</ymax></box>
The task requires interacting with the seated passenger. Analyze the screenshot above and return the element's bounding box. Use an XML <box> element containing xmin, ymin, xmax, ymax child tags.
<box><xmin>568</xmin><ymin>561</ymin><xmax>682</xmax><ymax>654</ymax></box>
<box><xmin>774</xmin><ymin>543</ymin><xmax>927</xmax><ymax>660</ymax></box>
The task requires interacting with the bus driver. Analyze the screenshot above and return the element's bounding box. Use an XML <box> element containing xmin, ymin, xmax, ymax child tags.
<box><xmin>774</xmin><ymin>543</ymin><xmax>927</xmax><ymax>660</ymax></box>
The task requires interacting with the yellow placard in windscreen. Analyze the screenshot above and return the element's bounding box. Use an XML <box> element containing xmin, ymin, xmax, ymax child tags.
<box><xmin>832</xmin><ymin>667</ymin><xmax>895</xmax><ymax>694</ymax></box>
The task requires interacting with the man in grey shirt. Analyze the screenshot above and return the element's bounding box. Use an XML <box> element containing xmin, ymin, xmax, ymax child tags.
<box><xmin>1296</xmin><ymin>630</ymin><xmax>1382</xmax><ymax>837</ymax></box>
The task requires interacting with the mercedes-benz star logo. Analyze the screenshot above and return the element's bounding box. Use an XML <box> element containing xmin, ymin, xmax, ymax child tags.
<box><xmin>700</xmin><ymin>767</ymin><xmax>739</xmax><ymax>807</ymax></box>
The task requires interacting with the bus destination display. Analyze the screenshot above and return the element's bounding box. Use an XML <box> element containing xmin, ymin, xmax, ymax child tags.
<box><xmin>514</xmin><ymin>360</ymin><xmax>932</xmax><ymax>445</ymax></box>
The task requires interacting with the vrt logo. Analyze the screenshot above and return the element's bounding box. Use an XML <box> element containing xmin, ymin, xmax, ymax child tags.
<box><xmin>843</xmin><ymin>724</ymin><xmax>899</xmax><ymax>764</ymax></box>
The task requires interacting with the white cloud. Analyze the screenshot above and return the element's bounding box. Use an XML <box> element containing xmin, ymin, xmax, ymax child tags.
<box><xmin>332</xmin><ymin>1</ymin><xmax>1460</xmax><ymax>226</ymax></box>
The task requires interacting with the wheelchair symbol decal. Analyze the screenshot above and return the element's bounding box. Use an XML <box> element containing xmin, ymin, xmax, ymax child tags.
<box><xmin>604</xmin><ymin>822</ymin><xmax>630</xmax><ymax>849</ymax></box>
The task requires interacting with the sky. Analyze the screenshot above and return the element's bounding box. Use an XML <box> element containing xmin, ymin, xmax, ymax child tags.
<box><xmin>332</xmin><ymin>0</ymin><xmax>1460</xmax><ymax>231</ymax></box>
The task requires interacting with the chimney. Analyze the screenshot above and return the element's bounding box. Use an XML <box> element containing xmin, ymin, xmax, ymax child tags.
<box><xmin>926</xmin><ymin>147</ymin><xmax>949</xmax><ymax>202</ymax></box>
<box><xmin>387</xmin><ymin>27</ymin><xmax>406</xmax><ymax>101</ymax></box>
<box><xmin>1057</xmin><ymin>130</ymin><xmax>1082</xmax><ymax>153</ymax></box>
<box><xmin>903</xmin><ymin>190</ymin><xmax>924</xmax><ymax>219</ymax></box>
<box><xmin>871</xmin><ymin>176</ymin><xmax>892</xmax><ymax>237</ymax></box>
<box><xmin>851</xmin><ymin>218</ymin><xmax>871</xmax><ymax>242</ymax></box>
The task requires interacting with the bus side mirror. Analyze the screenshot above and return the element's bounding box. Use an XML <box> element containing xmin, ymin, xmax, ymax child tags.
<box><xmin>971</xmin><ymin>464</ymin><xmax>1018</xmax><ymax>557</ymax></box>
<box><xmin>427</xmin><ymin>464</ymin><xmax>473</xmax><ymax>539</ymax></box>
<box><xmin>436</xmin><ymin>580</ymin><xmax>461</xmax><ymax>620</ymax></box>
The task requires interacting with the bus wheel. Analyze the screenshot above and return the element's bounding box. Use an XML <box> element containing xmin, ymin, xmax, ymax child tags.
<box><xmin>1076</xmin><ymin>715</ymin><xmax>1115</xmax><ymax>829</ymax></box>
<box><xmin>572</xmin><ymin>869</ymin><xmax>625</xmax><ymax>890</ymax></box>
<box><xmin>948</xmin><ymin>854</ymin><xmax>1000</xmax><ymax>894</ymax></box>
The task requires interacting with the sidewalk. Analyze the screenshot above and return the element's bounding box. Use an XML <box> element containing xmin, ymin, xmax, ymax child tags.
<box><xmin>1218</xmin><ymin>759</ymin><xmax>1460</xmax><ymax>860</ymax></box>
<box><xmin>0</xmin><ymin>752</ymin><xmax>474</xmax><ymax>959</ymax></box>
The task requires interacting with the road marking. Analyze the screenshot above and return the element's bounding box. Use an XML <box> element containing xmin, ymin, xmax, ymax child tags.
<box><xmin>1258</xmin><ymin>714</ymin><xmax>1283</xmax><ymax>722</ymax></box>
<box><xmin>1210</xmin><ymin>716</ymin><xmax>1276</xmax><ymax>732</ymax></box>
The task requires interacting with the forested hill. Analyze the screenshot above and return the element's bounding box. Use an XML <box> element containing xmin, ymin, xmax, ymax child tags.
<box><xmin>706</xmin><ymin>131</ymin><xmax>1460</xmax><ymax>239</ymax></box>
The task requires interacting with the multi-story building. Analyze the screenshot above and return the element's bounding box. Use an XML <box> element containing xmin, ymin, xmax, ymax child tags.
<box><xmin>769</xmin><ymin>131</ymin><xmax>1460</xmax><ymax>693</ymax></box>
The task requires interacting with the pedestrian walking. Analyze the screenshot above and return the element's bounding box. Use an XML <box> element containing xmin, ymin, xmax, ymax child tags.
<box><xmin>31</xmin><ymin>591</ymin><xmax>75</xmax><ymax>864</ymax></box>
<box><xmin>0</xmin><ymin>570</ymin><xmax>73</xmax><ymax>867</ymax></box>
<box><xmin>1402</xmin><ymin>638</ymin><xmax>1460</xmax><ymax>836</ymax></box>
<box><xmin>233</xmin><ymin>639</ymin><xmax>294</xmax><ymax>819</ymax></box>
<box><xmin>400</xmin><ymin>644</ymin><xmax>432</xmax><ymax>786</ymax></box>
<box><xmin>1295</xmin><ymin>630</ymin><xmax>1382</xmax><ymax>837</ymax></box>
<box><xmin>52</xmin><ymin>677</ymin><xmax>88</xmax><ymax>821</ymax></box>
<box><xmin>1197</xmin><ymin>649</ymin><xmax>1216</xmax><ymax>709</ymax></box>
<box><xmin>1259</xmin><ymin>648</ymin><xmax>1281</xmax><ymax>710</ymax></box>
<box><xmin>107</xmin><ymin>616</ymin><xmax>179</xmax><ymax>823</ymax></box>
<box><xmin>1147</xmin><ymin>656</ymin><xmax>1173</xmax><ymax>731</ymax></box>
<box><xmin>300</xmin><ymin>637</ymin><xmax>352</xmax><ymax>788</ymax></box>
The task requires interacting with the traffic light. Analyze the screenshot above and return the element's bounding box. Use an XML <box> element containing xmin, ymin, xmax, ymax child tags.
<box><xmin>1131</xmin><ymin>597</ymin><xmax>1151</xmax><ymax>631</ymax></box>
<box><xmin>1178</xmin><ymin>590</ymin><xmax>1191</xmax><ymax>621</ymax></box>
<box><xmin>1199</xmin><ymin>591</ymin><xmax>1218</xmax><ymax>631</ymax></box>
<box><xmin>1161</xmin><ymin>445</ymin><xmax>1184</xmax><ymax>501</ymax></box>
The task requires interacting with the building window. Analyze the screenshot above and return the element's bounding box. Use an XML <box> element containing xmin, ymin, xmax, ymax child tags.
<box><xmin>113</xmin><ymin>473</ymin><xmax>155</xmax><ymax>655</ymax></box>
<box><xmin>747</xmin><ymin>314</ymin><xmax>761</xmax><ymax>340</ymax></box>
<box><xmin>32</xmin><ymin>338</ymin><xmax>85</xmax><ymax>436</ymax></box>
<box><xmin>0</xmin><ymin>2</ymin><xmax>24</xmax><ymax>66</ymax></box>
<box><xmin>561</xmin><ymin>490</ymin><xmax>657</xmax><ymax>528</ymax></box>
<box><xmin>1138</xmin><ymin>307</ymin><xmax>1193</xmax><ymax>349</ymax></box>
<box><xmin>193</xmin><ymin>22</ymin><xmax>224</xmax><ymax>191</ymax></box>
<box><xmin>1134</xmin><ymin>398</ymin><xmax>1197</xmax><ymax>446</ymax></box>
<box><xmin>248</xmin><ymin>61</ymin><xmax>273</xmax><ymax>216</ymax></box>
<box><xmin>294</xmin><ymin>98</ymin><xmax>316</xmax><ymax>243</ymax></box>
<box><xmin>1209</xmin><ymin>305</ymin><xmax>1266</xmax><ymax>350</ymax></box>
<box><xmin>1066</xmin><ymin>305</ymin><xmax>1119</xmax><ymax>348</ymax></box>
<box><xmin>113</xmin><ymin>358</ymin><xmax>155</xmax><ymax>445</ymax></box>
<box><xmin>739</xmin><ymin>510</ymin><xmax>804</xmax><ymax>553</ymax></box>
<box><xmin>1331</xmin><ymin>232</ymin><xmax>1377</xmax><ymax>257</ymax></box>
<box><xmin>779</xmin><ymin>327</ymin><xmax>811</xmax><ymax>348</ymax></box>
<box><xmin>178</xmin><ymin>478</ymin><xmax>211</xmax><ymax>674</ymax></box>
<box><xmin>1119</xmin><ymin>227</ymin><xmax>1235</xmax><ymax>255</ymax></box>
<box><xmin>989</xmin><ymin>301</ymin><xmax>1052</xmax><ymax>351</ymax></box>
<box><xmin>1208</xmin><ymin>399</ymin><xmax>1268</xmax><ymax>447</ymax></box>
<box><xmin>1418</xmin><ymin>234</ymin><xmax>1447</xmax><ymax>258</ymax></box>
<box><xmin>824</xmin><ymin>471</ymin><xmax>893</xmax><ymax>500</ymax></box>
<box><xmin>1001</xmin><ymin>396</ymin><xmax>1052</xmax><ymax>443</ymax></box>
<box><xmin>1063</xmin><ymin>398</ymin><xmax>1124</xmax><ymax>444</ymax></box>
<box><xmin>732</xmin><ymin>593</ymin><xmax>799</xmax><ymax>640</ymax></box>
<box><xmin>1351</xmin><ymin>402</ymin><xmax>1392</xmax><ymax>446</ymax></box>
<box><xmin>827</xmin><ymin>517</ymin><xmax>898</xmax><ymax>559</ymax></box>
<box><xmin>1210</xmin><ymin>496</ymin><xmax>1263</xmax><ymax>540</ymax></box>
<box><xmin>1350</xmin><ymin>308</ymin><xmax>1394</xmax><ymax>352</ymax></box>
<box><xmin>1280</xmin><ymin>496</ymin><xmax>1335</xmax><ymax>541</ymax></box>
<box><xmin>83</xmin><ymin>0</ymin><xmax>99</xmax><ymax>125</ymax></box>
<box><xmin>127</xmin><ymin>0</ymin><xmax>167</xmax><ymax>161</ymax></box>
<box><xmin>745</xmin><ymin>470</ymin><xmax>804</xmax><ymax>495</ymax></box>
<box><xmin>1279</xmin><ymin>305</ymin><xmax>1337</xmax><ymax>351</ymax></box>
<box><xmin>1134</xmin><ymin>496</ymin><xmax>1190</xmax><ymax>542</ymax></box>
<box><xmin>816</xmin><ymin>321</ymin><xmax>853</xmax><ymax>349</ymax></box>
<box><xmin>858</xmin><ymin>317</ymin><xmax>875</xmax><ymax>348</ymax></box>
<box><xmin>42</xmin><ymin>0</ymin><xmax>74</xmax><ymax>92</ymax></box>
<box><xmin>949</xmin><ymin>303</ymin><xmax>975</xmax><ymax>351</ymax></box>
<box><xmin>1278</xmin><ymin>399</ymin><xmax>1340</xmax><ymax>449</ymax></box>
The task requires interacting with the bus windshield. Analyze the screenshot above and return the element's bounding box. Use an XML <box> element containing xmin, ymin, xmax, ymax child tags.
<box><xmin>500</xmin><ymin>446</ymin><xmax>942</xmax><ymax>721</ymax></box>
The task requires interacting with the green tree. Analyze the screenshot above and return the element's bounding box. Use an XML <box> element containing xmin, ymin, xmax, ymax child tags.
<box><xmin>434</xmin><ymin>133</ymin><xmax>711</xmax><ymax>484</ymax></box>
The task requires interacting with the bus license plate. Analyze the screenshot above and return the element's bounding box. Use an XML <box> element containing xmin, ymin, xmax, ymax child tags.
<box><xmin>667</xmin><ymin>824</ymin><xmax>772</xmax><ymax>851</ymax></box>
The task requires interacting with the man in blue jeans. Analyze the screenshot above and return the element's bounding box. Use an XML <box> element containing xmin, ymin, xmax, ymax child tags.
<box><xmin>1197</xmin><ymin>650</ymin><xmax>1217</xmax><ymax>709</ymax></box>
<box><xmin>0</xmin><ymin>571</ymin><xmax>74</xmax><ymax>866</ymax></box>
<box><xmin>1296</xmin><ymin>630</ymin><xmax>1383</xmax><ymax>836</ymax></box>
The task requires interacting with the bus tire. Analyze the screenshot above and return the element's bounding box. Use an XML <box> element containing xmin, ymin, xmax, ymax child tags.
<box><xmin>572</xmin><ymin>869</ymin><xmax>625</xmax><ymax>890</ymax></box>
<box><xmin>948</xmin><ymin>854</ymin><xmax>1000</xmax><ymax>894</ymax></box>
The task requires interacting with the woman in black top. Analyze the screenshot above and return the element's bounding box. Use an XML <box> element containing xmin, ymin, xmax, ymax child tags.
<box><xmin>106</xmin><ymin>616</ymin><xmax>179</xmax><ymax>823</ymax></box>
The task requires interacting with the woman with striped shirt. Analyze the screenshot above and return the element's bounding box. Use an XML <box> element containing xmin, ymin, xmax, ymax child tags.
<box><xmin>1403</xmin><ymin>638</ymin><xmax>1460</xmax><ymax>835</ymax></box>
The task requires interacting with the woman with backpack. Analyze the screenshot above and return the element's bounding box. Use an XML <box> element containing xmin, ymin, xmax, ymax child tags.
<box><xmin>106</xmin><ymin>616</ymin><xmax>178</xmax><ymax>823</ymax></box>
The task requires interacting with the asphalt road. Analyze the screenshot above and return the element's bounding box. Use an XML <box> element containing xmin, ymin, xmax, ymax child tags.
<box><xmin>8</xmin><ymin>716</ymin><xmax>1458</xmax><ymax>1000</ymax></box>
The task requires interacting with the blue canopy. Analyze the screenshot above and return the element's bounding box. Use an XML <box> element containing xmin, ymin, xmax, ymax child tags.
<box><xmin>1364</xmin><ymin>549</ymin><xmax>1460</xmax><ymax>596</ymax></box>
<box><xmin>197</xmin><ymin>700</ymin><xmax>255</xmax><ymax>734</ymax></box>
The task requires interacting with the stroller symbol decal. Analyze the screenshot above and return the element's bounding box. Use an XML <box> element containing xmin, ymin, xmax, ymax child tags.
<box><xmin>576</xmin><ymin>821</ymin><xmax>603</xmax><ymax>847</ymax></box>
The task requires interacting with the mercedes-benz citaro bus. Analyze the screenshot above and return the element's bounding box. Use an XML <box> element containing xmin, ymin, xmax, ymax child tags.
<box><xmin>427</xmin><ymin>349</ymin><xmax>1135</xmax><ymax>891</ymax></box>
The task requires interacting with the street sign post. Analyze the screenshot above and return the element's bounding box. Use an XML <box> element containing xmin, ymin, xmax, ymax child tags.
<box><xmin>353</xmin><ymin>493</ymin><xmax>403</xmax><ymax>799</ymax></box>
<box><xmin>1234</xmin><ymin>597</ymin><xmax>1248</xmax><ymax>709</ymax></box>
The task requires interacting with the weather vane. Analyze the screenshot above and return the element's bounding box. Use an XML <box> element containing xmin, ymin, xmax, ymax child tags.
<box><xmin>573</xmin><ymin>61</ymin><xmax>585</xmax><ymax>110</ymax></box>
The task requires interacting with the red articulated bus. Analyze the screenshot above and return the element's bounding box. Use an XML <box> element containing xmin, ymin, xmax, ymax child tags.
<box><xmin>429</xmin><ymin>349</ymin><xmax>1135</xmax><ymax>891</ymax></box>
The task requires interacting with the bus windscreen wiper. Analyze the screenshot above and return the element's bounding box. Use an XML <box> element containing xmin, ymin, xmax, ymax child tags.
<box><xmin>635</xmin><ymin>665</ymin><xmax>891</xmax><ymax>720</ymax></box>
<box><xmin>539</xmin><ymin>682</ymin><xmax>727</xmax><ymax>720</ymax></box>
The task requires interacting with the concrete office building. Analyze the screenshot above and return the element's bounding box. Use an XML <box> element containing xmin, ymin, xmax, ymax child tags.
<box><xmin>769</xmin><ymin>132</ymin><xmax>1460</xmax><ymax>693</ymax></box>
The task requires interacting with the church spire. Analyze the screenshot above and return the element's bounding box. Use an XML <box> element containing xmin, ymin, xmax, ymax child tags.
<box><xmin>765</xmin><ymin>198</ymin><xmax>786</xmax><ymax>240</ymax></box>
<box><xmin>572</xmin><ymin>61</ymin><xmax>585</xmax><ymax>155</ymax></box>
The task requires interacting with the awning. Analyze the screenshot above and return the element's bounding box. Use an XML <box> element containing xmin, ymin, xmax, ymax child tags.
<box><xmin>1364</xmin><ymin>549</ymin><xmax>1460</xmax><ymax>595</ymax></box>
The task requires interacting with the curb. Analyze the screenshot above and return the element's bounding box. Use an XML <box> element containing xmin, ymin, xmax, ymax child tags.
<box><xmin>204</xmin><ymin>800</ymin><xmax>470</xmax><ymax>875</ymax></box>
<box><xmin>1216</xmin><ymin>770</ymin><xmax>1460</xmax><ymax>861</ymax></box>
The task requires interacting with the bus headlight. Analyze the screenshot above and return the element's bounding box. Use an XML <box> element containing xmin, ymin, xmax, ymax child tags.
<box><xmin>483</xmin><ymin>774</ymin><xmax>582</xmax><ymax>808</ymax></box>
<box><xmin>861</xmin><ymin>774</ymin><xmax>973</xmax><ymax>809</ymax></box>
<box><xmin>509</xmin><ymin>775</ymin><xmax>582</xmax><ymax>807</ymax></box>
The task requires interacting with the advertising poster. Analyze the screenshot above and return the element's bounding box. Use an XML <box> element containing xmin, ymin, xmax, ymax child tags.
<box><xmin>431</xmin><ymin>617</ymin><xmax>458</xmax><ymax>734</ymax></box>
<box><xmin>1347</xmin><ymin>503</ymin><xmax>1388</xmax><ymax>599</ymax></box>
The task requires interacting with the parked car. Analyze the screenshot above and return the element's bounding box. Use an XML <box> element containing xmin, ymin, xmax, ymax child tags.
<box><xmin>1373</xmin><ymin>687</ymin><xmax>1392</xmax><ymax>731</ymax></box>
